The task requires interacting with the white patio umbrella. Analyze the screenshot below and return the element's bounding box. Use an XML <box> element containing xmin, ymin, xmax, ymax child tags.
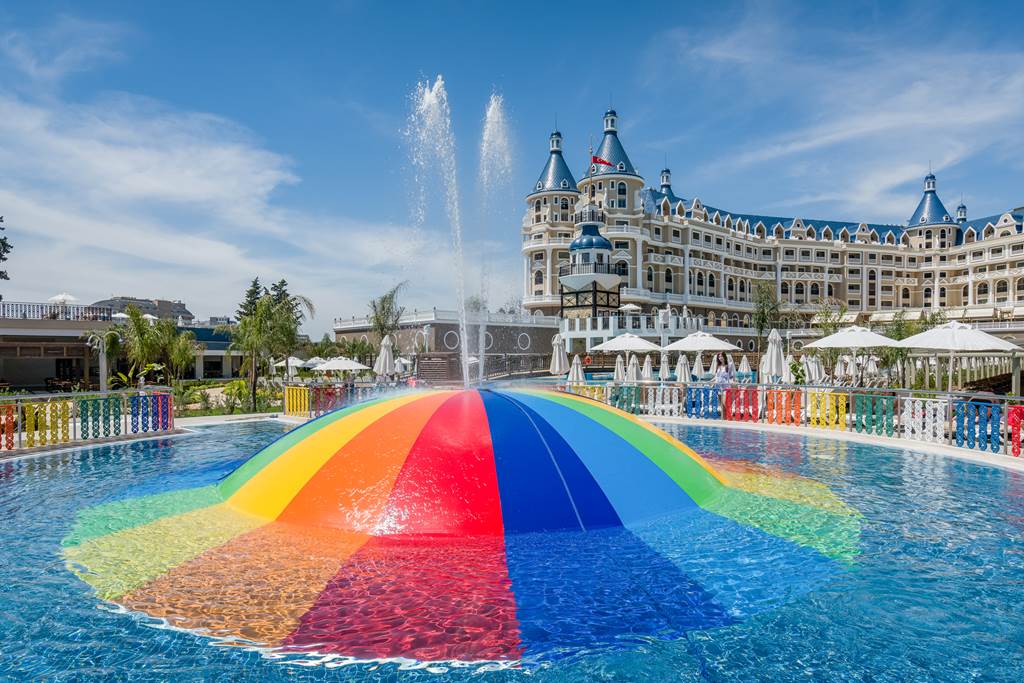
<box><xmin>373</xmin><ymin>336</ymin><xmax>395</xmax><ymax>376</ymax></box>
<box><xmin>48</xmin><ymin>292</ymin><xmax>78</xmax><ymax>304</ymax></box>
<box><xmin>663</xmin><ymin>331</ymin><xmax>740</xmax><ymax>353</ymax></box>
<box><xmin>303</xmin><ymin>356</ymin><xmax>326</xmax><ymax>369</ymax></box>
<box><xmin>591</xmin><ymin>333</ymin><xmax>661</xmax><ymax>353</ymax></box>
<box><xmin>619</xmin><ymin>303</ymin><xmax>642</xmax><ymax>312</ymax></box>
<box><xmin>549</xmin><ymin>334</ymin><xmax>569</xmax><ymax>375</ymax></box>
<box><xmin>141</xmin><ymin>313</ymin><xmax>158</xmax><ymax>325</ymax></box>
<box><xmin>613</xmin><ymin>354</ymin><xmax>626</xmax><ymax>383</ymax></box>
<box><xmin>803</xmin><ymin>325</ymin><xmax>897</xmax><ymax>351</ymax></box>
<box><xmin>568</xmin><ymin>354</ymin><xmax>585</xmax><ymax>383</ymax></box>
<box><xmin>315</xmin><ymin>357</ymin><xmax>370</xmax><ymax>373</ymax></box>
<box><xmin>762</xmin><ymin>329</ymin><xmax>786</xmax><ymax>383</ymax></box>
<box><xmin>692</xmin><ymin>352</ymin><xmax>706</xmax><ymax>379</ymax></box>
<box><xmin>626</xmin><ymin>354</ymin><xmax>641</xmax><ymax>382</ymax></box>
<box><xmin>641</xmin><ymin>355</ymin><xmax>654</xmax><ymax>382</ymax></box>
<box><xmin>675</xmin><ymin>353</ymin><xmax>691</xmax><ymax>382</ymax></box>
<box><xmin>897</xmin><ymin>320</ymin><xmax>1021</xmax><ymax>391</ymax></box>
<box><xmin>738</xmin><ymin>355</ymin><xmax>751</xmax><ymax>378</ymax></box>
<box><xmin>800</xmin><ymin>355</ymin><xmax>813</xmax><ymax>383</ymax></box>
<box><xmin>111</xmin><ymin>312</ymin><xmax>129</xmax><ymax>320</ymax></box>
<box><xmin>658</xmin><ymin>352</ymin><xmax>671</xmax><ymax>382</ymax></box>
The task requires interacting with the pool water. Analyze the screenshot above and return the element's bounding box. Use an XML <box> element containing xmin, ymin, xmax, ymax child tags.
<box><xmin>1</xmin><ymin>419</ymin><xmax>1023</xmax><ymax>680</ymax></box>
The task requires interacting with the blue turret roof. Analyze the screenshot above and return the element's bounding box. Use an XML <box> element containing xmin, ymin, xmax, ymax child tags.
<box><xmin>585</xmin><ymin>110</ymin><xmax>638</xmax><ymax>178</ymax></box>
<box><xmin>569</xmin><ymin>223</ymin><xmax>612</xmax><ymax>251</ymax></box>
<box><xmin>908</xmin><ymin>174</ymin><xmax>955</xmax><ymax>226</ymax></box>
<box><xmin>530</xmin><ymin>132</ymin><xmax>578</xmax><ymax>196</ymax></box>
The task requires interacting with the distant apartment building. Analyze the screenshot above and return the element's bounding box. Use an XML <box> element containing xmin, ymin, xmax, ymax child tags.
<box><xmin>90</xmin><ymin>296</ymin><xmax>195</xmax><ymax>323</ymax></box>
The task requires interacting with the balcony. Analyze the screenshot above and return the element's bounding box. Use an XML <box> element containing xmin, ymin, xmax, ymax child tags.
<box><xmin>0</xmin><ymin>301</ymin><xmax>112</xmax><ymax>322</ymax></box>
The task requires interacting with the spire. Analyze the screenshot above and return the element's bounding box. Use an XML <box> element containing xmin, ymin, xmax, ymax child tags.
<box><xmin>956</xmin><ymin>195</ymin><xmax>967</xmax><ymax>223</ymax></box>
<box><xmin>587</xmin><ymin>109</ymin><xmax>637</xmax><ymax>178</ymax></box>
<box><xmin>530</xmin><ymin>131</ymin><xmax>578</xmax><ymax>196</ymax></box>
<box><xmin>908</xmin><ymin>172</ymin><xmax>954</xmax><ymax>226</ymax></box>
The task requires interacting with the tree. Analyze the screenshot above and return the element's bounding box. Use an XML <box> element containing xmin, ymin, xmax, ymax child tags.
<box><xmin>812</xmin><ymin>298</ymin><xmax>849</xmax><ymax>375</ymax></box>
<box><xmin>227</xmin><ymin>295</ymin><xmax>294</xmax><ymax>410</ymax></box>
<box><xmin>237</xmin><ymin>277</ymin><xmax>264</xmax><ymax>321</ymax></box>
<box><xmin>496</xmin><ymin>296</ymin><xmax>523</xmax><ymax>315</ymax></box>
<box><xmin>118</xmin><ymin>305</ymin><xmax>162</xmax><ymax>373</ymax></box>
<box><xmin>880</xmin><ymin>309</ymin><xmax>946</xmax><ymax>388</ymax></box>
<box><xmin>368</xmin><ymin>281</ymin><xmax>407</xmax><ymax>349</ymax></box>
<box><xmin>104</xmin><ymin>305</ymin><xmax>204</xmax><ymax>384</ymax></box>
<box><xmin>153</xmin><ymin>320</ymin><xmax>202</xmax><ymax>381</ymax></box>
<box><xmin>313</xmin><ymin>333</ymin><xmax>339</xmax><ymax>358</ymax></box>
<box><xmin>0</xmin><ymin>215</ymin><xmax>12</xmax><ymax>285</ymax></box>
<box><xmin>752</xmin><ymin>282</ymin><xmax>782</xmax><ymax>354</ymax></box>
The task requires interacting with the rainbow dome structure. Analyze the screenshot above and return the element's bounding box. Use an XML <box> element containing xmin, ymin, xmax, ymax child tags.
<box><xmin>63</xmin><ymin>388</ymin><xmax>860</xmax><ymax>664</ymax></box>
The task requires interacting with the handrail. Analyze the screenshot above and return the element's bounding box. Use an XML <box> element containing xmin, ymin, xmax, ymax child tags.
<box><xmin>559</xmin><ymin>380</ymin><xmax>1024</xmax><ymax>459</ymax></box>
<box><xmin>0</xmin><ymin>301</ymin><xmax>113</xmax><ymax>321</ymax></box>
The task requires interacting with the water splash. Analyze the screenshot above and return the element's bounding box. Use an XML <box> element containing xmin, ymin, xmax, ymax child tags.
<box><xmin>407</xmin><ymin>76</ymin><xmax>471</xmax><ymax>385</ymax></box>
<box><xmin>476</xmin><ymin>92</ymin><xmax>513</xmax><ymax>383</ymax></box>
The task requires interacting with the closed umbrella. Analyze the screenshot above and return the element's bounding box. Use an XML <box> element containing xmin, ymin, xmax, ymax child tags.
<box><xmin>373</xmin><ymin>336</ymin><xmax>395</xmax><ymax>376</ymax></box>
<box><xmin>781</xmin><ymin>354</ymin><xmax>794</xmax><ymax>384</ymax></box>
<box><xmin>763</xmin><ymin>329</ymin><xmax>786</xmax><ymax>383</ymax></box>
<box><xmin>658</xmin><ymin>352</ymin><xmax>671</xmax><ymax>382</ymax></box>
<box><xmin>738</xmin><ymin>355</ymin><xmax>751</xmax><ymax>381</ymax></box>
<box><xmin>708</xmin><ymin>353</ymin><xmax>720</xmax><ymax>376</ymax></box>
<box><xmin>865</xmin><ymin>356</ymin><xmax>879</xmax><ymax>377</ymax></box>
<box><xmin>626</xmin><ymin>354</ymin><xmax>641</xmax><ymax>382</ymax></box>
<box><xmin>641</xmin><ymin>355</ymin><xmax>654</xmax><ymax>382</ymax></box>
<box><xmin>568</xmin><ymin>354</ymin><xmax>585</xmax><ymax>384</ymax></box>
<box><xmin>613</xmin><ymin>354</ymin><xmax>626</xmax><ymax>383</ymax></box>
<box><xmin>692</xmin><ymin>352</ymin><xmax>705</xmax><ymax>379</ymax></box>
<box><xmin>675</xmin><ymin>354</ymin><xmax>691</xmax><ymax>383</ymax></box>
<box><xmin>800</xmin><ymin>355</ymin><xmax>812</xmax><ymax>384</ymax></box>
<box><xmin>549</xmin><ymin>334</ymin><xmax>569</xmax><ymax>375</ymax></box>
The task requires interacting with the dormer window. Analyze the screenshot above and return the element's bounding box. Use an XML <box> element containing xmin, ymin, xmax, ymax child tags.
<box><xmin>536</xmin><ymin>182</ymin><xmax>542</xmax><ymax>190</ymax></box>
<box><xmin>617</xmin><ymin>162</ymin><xmax>625</xmax><ymax>171</ymax></box>
<box><xmin>920</xmin><ymin>216</ymin><xmax>926</xmax><ymax>223</ymax></box>
<box><xmin>591</xmin><ymin>164</ymin><xmax>597</xmax><ymax>174</ymax></box>
<box><xmin>560</xmin><ymin>179</ymin><xmax>568</xmax><ymax>188</ymax></box>
<box><xmin>943</xmin><ymin>215</ymin><xmax>949</xmax><ymax>221</ymax></box>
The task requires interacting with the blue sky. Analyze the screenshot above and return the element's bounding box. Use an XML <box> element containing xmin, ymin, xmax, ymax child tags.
<box><xmin>2</xmin><ymin>1</ymin><xmax>1024</xmax><ymax>336</ymax></box>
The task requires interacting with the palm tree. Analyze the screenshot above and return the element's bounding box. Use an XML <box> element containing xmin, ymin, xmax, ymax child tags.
<box><xmin>228</xmin><ymin>295</ymin><xmax>294</xmax><ymax>409</ymax></box>
<box><xmin>156</xmin><ymin>322</ymin><xmax>203</xmax><ymax>381</ymax></box>
<box><xmin>752</xmin><ymin>282</ymin><xmax>781</xmax><ymax>354</ymax></box>
<box><xmin>119</xmin><ymin>305</ymin><xmax>161</xmax><ymax>371</ymax></box>
<box><xmin>369</xmin><ymin>282</ymin><xmax>407</xmax><ymax>351</ymax></box>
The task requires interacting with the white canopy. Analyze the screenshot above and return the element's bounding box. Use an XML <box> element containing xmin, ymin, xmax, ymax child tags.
<box><xmin>663</xmin><ymin>331</ymin><xmax>739</xmax><ymax>353</ymax></box>
<box><xmin>141</xmin><ymin>313</ymin><xmax>158</xmax><ymax>321</ymax></box>
<box><xmin>626</xmin><ymin>354</ymin><xmax>641</xmax><ymax>382</ymax></box>
<box><xmin>804</xmin><ymin>325</ymin><xmax>898</xmax><ymax>350</ymax></box>
<box><xmin>618</xmin><ymin>303</ymin><xmax>642</xmax><ymax>312</ymax></box>
<box><xmin>274</xmin><ymin>356</ymin><xmax>305</xmax><ymax>369</ymax></box>
<box><xmin>641</xmin><ymin>355</ymin><xmax>654</xmax><ymax>382</ymax></box>
<box><xmin>549</xmin><ymin>334</ymin><xmax>569</xmax><ymax>375</ymax></box>
<box><xmin>48</xmin><ymin>292</ymin><xmax>77</xmax><ymax>304</ymax></box>
<box><xmin>315</xmin><ymin>357</ymin><xmax>370</xmax><ymax>372</ymax></box>
<box><xmin>613</xmin><ymin>354</ymin><xmax>626</xmax><ymax>383</ymax></box>
<box><xmin>675</xmin><ymin>353</ymin><xmax>690</xmax><ymax>382</ymax></box>
<box><xmin>111</xmin><ymin>312</ymin><xmax>129</xmax><ymax>319</ymax></box>
<box><xmin>897</xmin><ymin>321</ymin><xmax>1021</xmax><ymax>352</ymax></box>
<box><xmin>590</xmin><ymin>333</ymin><xmax>661</xmax><ymax>353</ymax></box>
<box><xmin>303</xmin><ymin>356</ymin><xmax>326</xmax><ymax>369</ymax></box>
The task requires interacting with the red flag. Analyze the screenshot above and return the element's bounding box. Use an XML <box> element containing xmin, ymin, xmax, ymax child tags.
<box><xmin>591</xmin><ymin>155</ymin><xmax>614</xmax><ymax>167</ymax></box>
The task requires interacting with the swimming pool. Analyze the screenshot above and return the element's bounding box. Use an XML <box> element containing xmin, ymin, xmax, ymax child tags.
<box><xmin>1</xmin><ymin>418</ymin><xmax>1022</xmax><ymax>680</ymax></box>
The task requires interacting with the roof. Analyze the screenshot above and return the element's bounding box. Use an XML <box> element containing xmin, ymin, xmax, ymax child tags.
<box><xmin>908</xmin><ymin>190</ymin><xmax>955</xmax><ymax>227</ymax></box>
<box><xmin>530</xmin><ymin>147</ymin><xmax>578</xmax><ymax>196</ymax></box>
<box><xmin>570</xmin><ymin>224</ymin><xmax>612</xmax><ymax>251</ymax></box>
<box><xmin>586</xmin><ymin>130</ymin><xmax>638</xmax><ymax>178</ymax></box>
<box><xmin>954</xmin><ymin>212</ymin><xmax>1024</xmax><ymax>245</ymax></box>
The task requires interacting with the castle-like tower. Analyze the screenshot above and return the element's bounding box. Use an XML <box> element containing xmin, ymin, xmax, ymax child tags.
<box><xmin>522</xmin><ymin>109</ymin><xmax>1024</xmax><ymax>351</ymax></box>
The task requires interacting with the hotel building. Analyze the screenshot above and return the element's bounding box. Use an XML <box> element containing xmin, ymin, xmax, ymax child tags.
<box><xmin>523</xmin><ymin>109</ymin><xmax>1024</xmax><ymax>352</ymax></box>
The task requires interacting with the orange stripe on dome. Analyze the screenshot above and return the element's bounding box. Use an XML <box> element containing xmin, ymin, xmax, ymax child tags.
<box><xmin>119</xmin><ymin>522</ymin><xmax>370</xmax><ymax>647</ymax></box>
<box><xmin>276</xmin><ymin>391</ymin><xmax>456</xmax><ymax>531</ymax></box>
<box><xmin>225</xmin><ymin>392</ymin><xmax>441</xmax><ymax>521</ymax></box>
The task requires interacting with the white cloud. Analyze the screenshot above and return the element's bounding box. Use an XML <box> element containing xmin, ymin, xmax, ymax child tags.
<box><xmin>1</xmin><ymin>15</ymin><xmax>128</xmax><ymax>85</ymax></box>
<box><xmin>0</xmin><ymin>17</ymin><xmax>480</xmax><ymax>338</ymax></box>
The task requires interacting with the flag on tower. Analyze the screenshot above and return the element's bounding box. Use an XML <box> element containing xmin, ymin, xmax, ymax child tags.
<box><xmin>592</xmin><ymin>155</ymin><xmax>614</xmax><ymax>167</ymax></box>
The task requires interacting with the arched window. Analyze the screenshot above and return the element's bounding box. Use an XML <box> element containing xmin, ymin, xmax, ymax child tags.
<box><xmin>923</xmin><ymin>287</ymin><xmax>932</xmax><ymax>301</ymax></box>
<box><xmin>617</xmin><ymin>182</ymin><xmax>627</xmax><ymax>196</ymax></box>
<box><xmin>664</xmin><ymin>268</ymin><xmax>673</xmax><ymax>283</ymax></box>
<box><xmin>756</xmin><ymin>224</ymin><xmax>766</xmax><ymax>238</ymax></box>
<box><xmin>939</xmin><ymin>287</ymin><xmax>946</xmax><ymax>300</ymax></box>
<box><xmin>827</xmin><ymin>284</ymin><xmax>835</xmax><ymax>298</ymax></box>
<box><xmin>533</xmin><ymin>271</ymin><xmax>543</xmax><ymax>285</ymax></box>
<box><xmin>534</xmin><ymin>200</ymin><xmax>541</xmax><ymax>211</ymax></box>
<box><xmin>697</xmin><ymin>272</ymin><xmax>705</xmax><ymax>287</ymax></box>
<box><xmin>739</xmin><ymin>280</ymin><xmax>746</xmax><ymax>295</ymax></box>
<box><xmin>560</xmin><ymin>198</ymin><xmax>569</xmax><ymax>211</ymax></box>
<box><xmin>795</xmin><ymin>283</ymin><xmax>805</xmax><ymax>296</ymax></box>
<box><xmin>1016</xmin><ymin>279</ymin><xmax>1024</xmax><ymax>294</ymax></box>
<box><xmin>615</xmin><ymin>261</ymin><xmax>628</xmax><ymax>276</ymax></box>
<box><xmin>781</xmin><ymin>282</ymin><xmax>790</xmax><ymax>295</ymax></box>
<box><xmin>822</xmin><ymin>228</ymin><xmax>833</xmax><ymax>240</ymax></box>
<box><xmin>901</xmin><ymin>288</ymin><xmax>910</xmax><ymax>301</ymax></box>
<box><xmin>806</xmin><ymin>227</ymin><xmax>815</xmax><ymax>239</ymax></box>
<box><xmin>962</xmin><ymin>285</ymin><xmax>969</xmax><ymax>300</ymax></box>
<box><xmin>646</xmin><ymin>267</ymin><xmax>654</xmax><ymax>284</ymax></box>
<box><xmin>589</xmin><ymin>184</ymin><xmax>596</xmax><ymax>198</ymax></box>
<box><xmin>810</xmin><ymin>283</ymin><xmax>820</xmax><ymax>297</ymax></box>
<box><xmin>997</xmin><ymin>280</ymin><xmax>1009</xmax><ymax>294</ymax></box>
<box><xmin>839</xmin><ymin>228</ymin><xmax>850</xmax><ymax>242</ymax></box>
<box><xmin>774</xmin><ymin>226</ymin><xmax>784</xmax><ymax>239</ymax></box>
<box><xmin>727</xmin><ymin>278</ymin><xmax>735</xmax><ymax>292</ymax></box>
<box><xmin>708</xmin><ymin>274</ymin><xmax>716</xmax><ymax>291</ymax></box>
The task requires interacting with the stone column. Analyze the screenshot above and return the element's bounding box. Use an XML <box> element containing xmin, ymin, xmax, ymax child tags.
<box><xmin>194</xmin><ymin>352</ymin><xmax>204</xmax><ymax>380</ymax></box>
<box><xmin>222</xmin><ymin>354</ymin><xmax>233</xmax><ymax>379</ymax></box>
<box><xmin>968</xmin><ymin>268</ymin><xmax>975</xmax><ymax>306</ymax></box>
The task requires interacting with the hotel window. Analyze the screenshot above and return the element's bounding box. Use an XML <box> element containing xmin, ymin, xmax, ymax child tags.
<box><xmin>533</xmin><ymin>271</ymin><xmax>543</xmax><ymax>285</ymax></box>
<box><xmin>654</xmin><ymin>228</ymin><xmax>661</xmax><ymax>237</ymax></box>
<box><xmin>582</xmin><ymin>252</ymin><xmax>591</xmax><ymax>264</ymax></box>
<box><xmin>533</xmin><ymin>252</ymin><xmax>544</xmax><ymax>261</ymax></box>
<box><xmin>557</xmin><ymin>251</ymin><xmax>568</xmax><ymax>259</ymax></box>
<box><xmin>614</xmin><ymin>241</ymin><xmax>629</xmax><ymax>249</ymax></box>
<box><xmin>672</xmin><ymin>229</ymin><xmax>681</xmax><ymax>240</ymax></box>
<box><xmin>849</xmin><ymin>299</ymin><xmax>861</xmax><ymax>307</ymax></box>
<box><xmin>646</xmin><ymin>267</ymin><xmax>654</xmax><ymax>283</ymax></box>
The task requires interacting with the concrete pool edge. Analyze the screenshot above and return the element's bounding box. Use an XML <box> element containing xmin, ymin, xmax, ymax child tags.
<box><xmin>646</xmin><ymin>415</ymin><xmax>1024</xmax><ymax>475</ymax></box>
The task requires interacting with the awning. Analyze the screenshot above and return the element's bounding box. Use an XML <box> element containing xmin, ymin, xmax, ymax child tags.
<box><xmin>943</xmin><ymin>308</ymin><xmax>966</xmax><ymax>320</ymax></box>
<box><xmin>904</xmin><ymin>310</ymin><xmax>923</xmax><ymax>321</ymax></box>
<box><xmin>965</xmin><ymin>307</ymin><xmax>994</xmax><ymax>319</ymax></box>
<box><xmin>869</xmin><ymin>312</ymin><xmax>896</xmax><ymax>322</ymax></box>
<box><xmin>840</xmin><ymin>312</ymin><xmax>860</xmax><ymax>323</ymax></box>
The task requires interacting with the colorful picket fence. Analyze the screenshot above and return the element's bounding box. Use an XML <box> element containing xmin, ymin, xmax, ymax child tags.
<box><xmin>0</xmin><ymin>390</ymin><xmax>174</xmax><ymax>452</ymax></box>
<box><xmin>282</xmin><ymin>383</ymin><xmax>411</xmax><ymax>418</ymax></box>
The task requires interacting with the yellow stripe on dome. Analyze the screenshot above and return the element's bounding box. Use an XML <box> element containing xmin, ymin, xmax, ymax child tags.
<box><xmin>225</xmin><ymin>391</ymin><xmax>442</xmax><ymax>521</ymax></box>
<box><xmin>519</xmin><ymin>389</ymin><xmax>726</xmax><ymax>485</ymax></box>
<box><xmin>63</xmin><ymin>503</ymin><xmax>264</xmax><ymax>601</ymax></box>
